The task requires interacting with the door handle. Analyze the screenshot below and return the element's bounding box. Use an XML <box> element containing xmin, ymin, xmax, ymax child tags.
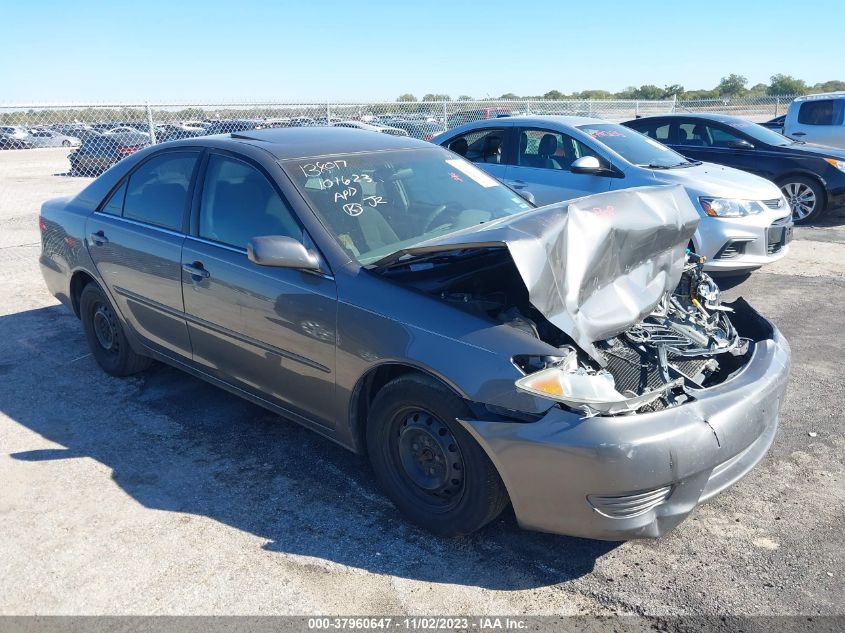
<box><xmin>792</xmin><ymin>132</ymin><xmax>806</xmax><ymax>136</ymax></box>
<box><xmin>182</xmin><ymin>262</ymin><xmax>210</xmax><ymax>279</ymax></box>
<box><xmin>89</xmin><ymin>230</ymin><xmax>108</xmax><ymax>245</ymax></box>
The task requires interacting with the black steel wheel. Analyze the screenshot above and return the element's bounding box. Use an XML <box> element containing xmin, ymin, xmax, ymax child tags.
<box><xmin>79</xmin><ymin>283</ymin><xmax>151</xmax><ymax>376</ymax></box>
<box><xmin>367</xmin><ymin>373</ymin><xmax>508</xmax><ymax>536</ymax></box>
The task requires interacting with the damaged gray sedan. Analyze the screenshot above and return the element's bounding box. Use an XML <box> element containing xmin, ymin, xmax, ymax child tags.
<box><xmin>39</xmin><ymin>128</ymin><xmax>790</xmax><ymax>540</ymax></box>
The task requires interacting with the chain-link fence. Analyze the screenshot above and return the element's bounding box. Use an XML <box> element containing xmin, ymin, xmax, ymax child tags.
<box><xmin>0</xmin><ymin>95</ymin><xmax>796</xmax><ymax>180</ymax></box>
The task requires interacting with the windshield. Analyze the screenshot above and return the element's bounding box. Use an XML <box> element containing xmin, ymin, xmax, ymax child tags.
<box><xmin>722</xmin><ymin>119</ymin><xmax>796</xmax><ymax>146</ymax></box>
<box><xmin>576</xmin><ymin>123</ymin><xmax>693</xmax><ymax>168</ymax></box>
<box><xmin>281</xmin><ymin>147</ymin><xmax>532</xmax><ymax>264</ymax></box>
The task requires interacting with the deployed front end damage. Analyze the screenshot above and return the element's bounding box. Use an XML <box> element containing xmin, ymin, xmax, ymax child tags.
<box><xmin>374</xmin><ymin>185</ymin><xmax>790</xmax><ymax>538</ymax></box>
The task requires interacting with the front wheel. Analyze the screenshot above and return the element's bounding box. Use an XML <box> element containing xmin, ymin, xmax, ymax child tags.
<box><xmin>79</xmin><ymin>283</ymin><xmax>151</xmax><ymax>376</ymax></box>
<box><xmin>779</xmin><ymin>176</ymin><xmax>826</xmax><ymax>223</ymax></box>
<box><xmin>366</xmin><ymin>374</ymin><xmax>508</xmax><ymax>536</ymax></box>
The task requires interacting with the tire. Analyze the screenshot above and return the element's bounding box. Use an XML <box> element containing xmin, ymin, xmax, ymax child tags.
<box><xmin>79</xmin><ymin>283</ymin><xmax>152</xmax><ymax>376</ymax></box>
<box><xmin>366</xmin><ymin>373</ymin><xmax>508</xmax><ymax>536</ymax></box>
<box><xmin>62</xmin><ymin>140</ymin><xmax>71</xmax><ymax>147</ymax></box>
<box><xmin>779</xmin><ymin>176</ymin><xmax>826</xmax><ymax>223</ymax></box>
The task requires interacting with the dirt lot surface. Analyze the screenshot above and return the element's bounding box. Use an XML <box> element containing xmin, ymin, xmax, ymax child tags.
<box><xmin>0</xmin><ymin>148</ymin><xmax>842</xmax><ymax>616</ymax></box>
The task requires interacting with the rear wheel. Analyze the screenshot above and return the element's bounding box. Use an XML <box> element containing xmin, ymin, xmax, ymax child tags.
<box><xmin>779</xmin><ymin>176</ymin><xmax>826</xmax><ymax>223</ymax></box>
<box><xmin>79</xmin><ymin>283</ymin><xmax>151</xmax><ymax>376</ymax></box>
<box><xmin>366</xmin><ymin>374</ymin><xmax>508</xmax><ymax>536</ymax></box>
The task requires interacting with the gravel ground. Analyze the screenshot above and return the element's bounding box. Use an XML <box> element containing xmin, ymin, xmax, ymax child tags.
<box><xmin>0</xmin><ymin>148</ymin><xmax>842</xmax><ymax>617</ymax></box>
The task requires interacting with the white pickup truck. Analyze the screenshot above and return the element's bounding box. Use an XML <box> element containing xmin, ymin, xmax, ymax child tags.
<box><xmin>783</xmin><ymin>92</ymin><xmax>845</xmax><ymax>149</ymax></box>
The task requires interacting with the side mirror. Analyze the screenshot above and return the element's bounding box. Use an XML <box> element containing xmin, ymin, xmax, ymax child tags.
<box><xmin>247</xmin><ymin>235</ymin><xmax>321</xmax><ymax>270</ymax></box>
<box><xmin>515</xmin><ymin>189</ymin><xmax>535</xmax><ymax>204</ymax></box>
<box><xmin>570</xmin><ymin>155</ymin><xmax>603</xmax><ymax>174</ymax></box>
<box><xmin>727</xmin><ymin>139</ymin><xmax>754</xmax><ymax>150</ymax></box>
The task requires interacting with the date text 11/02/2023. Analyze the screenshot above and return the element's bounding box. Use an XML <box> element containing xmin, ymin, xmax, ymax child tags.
<box><xmin>307</xmin><ymin>617</ymin><xmax>528</xmax><ymax>630</ymax></box>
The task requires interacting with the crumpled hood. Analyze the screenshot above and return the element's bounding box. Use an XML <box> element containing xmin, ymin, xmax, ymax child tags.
<box><xmin>395</xmin><ymin>185</ymin><xmax>700</xmax><ymax>359</ymax></box>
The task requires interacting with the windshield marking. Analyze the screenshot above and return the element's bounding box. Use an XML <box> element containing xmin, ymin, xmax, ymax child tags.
<box><xmin>445</xmin><ymin>159</ymin><xmax>498</xmax><ymax>187</ymax></box>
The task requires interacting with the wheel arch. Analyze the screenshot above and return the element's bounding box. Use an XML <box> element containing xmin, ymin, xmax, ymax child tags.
<box><xmin>775</xmin><ymin>170</ymin><xmax>828</xmax><ymax>193</ymax></box>
<box><xmin>347</xmin><ymin>362</ymin><xmax>468</xmax><ymax>455</ymax></box>
<box><xmin>69</xmin><ymin>269</ymin><xmax>100</xmax><ymax>318</ymax></box>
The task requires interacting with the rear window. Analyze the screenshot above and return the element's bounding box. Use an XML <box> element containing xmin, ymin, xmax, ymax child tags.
<box><xmin>797</xmin><ymin>99</ymin><xmax>845</xmax><ymax>126</ymax></box>
<box><xmin>122</xmin><ymin>152</ymin><xmax>198</xmax><ymax>230</ymax></box>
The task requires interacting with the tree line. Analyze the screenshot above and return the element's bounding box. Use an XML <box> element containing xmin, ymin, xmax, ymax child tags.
<box><xmin>397</xmin><ymin>75</ymin><xmax>845</xmax><ymax>102</ymax></box>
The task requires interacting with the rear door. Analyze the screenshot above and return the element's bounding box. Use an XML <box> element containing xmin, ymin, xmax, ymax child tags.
<box><xmin>786</xmin><ymin>98</ymin><xmax>845</xmax><ymax>146</ymax></box>
<box><xmin>85</xmin><ymin>149</ymin><xmax>200</xmax><ymax>357</ymax></box>
<box><xmin>503</xmin><ymin>126</ymin><xmax>613</xmax><ymax>205</ymax></box>
<box><xmin>181</xmin><ymin>152</ymin><xmax>338</xmax><ymax>430</ymax></box>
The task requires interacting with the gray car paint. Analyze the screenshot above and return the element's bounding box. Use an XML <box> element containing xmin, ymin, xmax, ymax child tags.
<box><xmin>38</xmin><ymin>128</ymin><xmax>791</xmax><ymax>539</ymax></box>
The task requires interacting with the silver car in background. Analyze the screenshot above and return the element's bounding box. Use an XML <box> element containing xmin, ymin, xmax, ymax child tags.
<box><xmin>24</xmin><ymin>129</ymin><xmax>81</xmax><ymax>148</ymax></box>
<box><xmin>433</xmin><ymin>116</ymin><xmax>793</xmax><ymax>273</ymax></box>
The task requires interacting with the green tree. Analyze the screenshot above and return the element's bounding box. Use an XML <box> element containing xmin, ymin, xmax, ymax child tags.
<box><xmin>747</xmin><ymin>83</ymin><xmax>769</xmax><ymax>96</ymax></box>
<box><xmin>396</xmin><ymin>93</ymin><xmax>417</xmax><ymax>102</ymax></box>
<box><xmin>422</xmin><ymin>93</ymin><xmax>450</xmax><ymax>101</ymax></box>
<box><xmin>575</xmin><ymin>89</ymin><xmax>612</xmax><ymax>99</ymax></box>
<box><xmin>499</xmin><ymin>92</ymin><xmax>519</xmax><ymax>99</ymax></box>
<box><xmin>662</xmin><ymin>84</ymin><xmax>685</xmax><ymax>98</ymax></box>
<box><xmin>717</xmin><ymin>74</ymin><xmax>748</xmax><ymax>97</ymax></box>
<box><xmin>768</xmin><ymin>74</ymin><xmax>807</xmax><ymax>96</ymax></box>
<box><xmin>632</xmin><ymin>84</ymin><xmax>663</xmax><ymax>99</ymax></box>
<box><xmin>457</xmin><ymin>94</ymin><xmax>474</xmax><ymax>101</ymax></box>
<box><xmin>543</xmin><ymin>90</ymin><xmax>565</xmax><ymax>100</ymax></box>
<box><xmin>813</xmin><ymin>80</ymin><xmax>845</xmax><ymax>92</ymax></box>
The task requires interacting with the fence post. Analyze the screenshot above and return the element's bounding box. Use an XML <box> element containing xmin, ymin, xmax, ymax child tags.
<box><xmin>525</xmin><ymin>99</ymin><xmax>531</xmax><ymax>114</ymax></box>
<box><xmin>775</xmin><ymin>97</ymin><xmax>780</xmax><ymax>117</ymax></box>
<box><xmin>145</xmin><ymin>102</ymin><xmax>157</xmax><ymax>144</ymax></box>
<box><xmin>326</xmin><ymin>101</ymin><xmax>331</xmax><ymax>123</ymax></box>
<box><xmin>671</xmin><ymin>94</ymin><xmax>677</xmax><ymax>113</ymax></box>
<box><xmin>635</xmin><ymin>100</ymin><xmax>639</xmax><ymax>117</ymax></box>
<box><xmin>443</xmin><ymin>101</ymin><xmax>448</xmax><ymax>131</ymax></box>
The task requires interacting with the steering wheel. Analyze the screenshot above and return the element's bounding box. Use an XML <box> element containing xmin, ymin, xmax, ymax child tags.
<box><xmin>424</xmin><ymin>202</ymin><xmax>463</xmax><ymax>233</ymax></box>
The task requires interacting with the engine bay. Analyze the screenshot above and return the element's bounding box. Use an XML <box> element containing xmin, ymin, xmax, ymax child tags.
<box><xmin>380</xmin><ymin>247</ymin><xmax>755</xmax><ymax>416</ymax></box>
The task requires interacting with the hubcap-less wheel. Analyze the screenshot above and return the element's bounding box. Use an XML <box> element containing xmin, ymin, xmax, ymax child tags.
<box><xmin>92</xmin><ymin>302</ymin><xmax>119</xmax><ymax>355</ymax></box>
<box><xmin>396</xmin><ymin>410</ymin><xmax>465</xmax><ymax>503</ymax></box>
<box><xmin>781</xmin><ymin>182</ymin><xmax>816</xmax><ymax>221</ymax></box>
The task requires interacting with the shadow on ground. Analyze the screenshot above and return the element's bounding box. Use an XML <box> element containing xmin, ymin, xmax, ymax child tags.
<box><xmin>1</xmin><ymin>305</ymin><xmax>617</xmax><ymax>590</ymax></box>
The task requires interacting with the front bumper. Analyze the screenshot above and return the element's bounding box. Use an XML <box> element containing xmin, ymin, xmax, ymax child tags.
<box><xmin>696</xmin><ymin>210</ymin><xmax>793</xmax><ymax>273</ymax></box>
<box><xmin>461</xmin><ymin>311</ymin><xmax>790</xmax><ymax>540</ymax></box>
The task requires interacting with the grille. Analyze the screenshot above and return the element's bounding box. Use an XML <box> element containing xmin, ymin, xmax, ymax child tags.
<box><xmin>767</xmin><ymin>239</ymin><xmax>784</xmax><ymax>255</ymax></box>
<box><xmin>715</xmin><ymin>240</ymin><xmax>748</xmax><ymax>260</ymax></box>
<box><xmin>588</xmin><ymin>486</ymin><xmax>672</xmax><ymax>518</ymax></box>
<box><xmin>763</xmin><ymin>198</ymin><xmax>784</xmax><ymax>210</ymax></box>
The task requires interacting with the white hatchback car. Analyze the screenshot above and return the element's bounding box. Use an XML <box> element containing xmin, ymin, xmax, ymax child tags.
<box><xmin>433</xmin><ymin>116</ymin><xmax>793</xmax><ymax>273</ymax></box>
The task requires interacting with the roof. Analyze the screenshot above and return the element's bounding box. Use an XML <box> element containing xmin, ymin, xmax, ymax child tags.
<box><xmin>793</xmin><ymin>92</ymin><xmax>845</xmax><ymax>102</ymax></box>
<box><xmin>507</xmin><ymin>115</ymin><xmax>605</xmax><ymax>127</ymax></box>
<box><xmin>626</xmin><ymin>113</ymin><xmax>752</xmax><ymax>125</ymax></box>
<box><xmin>225</xmin><ymin>126</ymin><xmax>427</xmax><ymax>159</ymax></box>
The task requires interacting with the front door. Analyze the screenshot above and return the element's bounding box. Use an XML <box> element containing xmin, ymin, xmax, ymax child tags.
<box><xmin>181</xmin><ymin>153</ymin><xmax>338</xmax><ymax>429</ymax></box>
<box><xmin>85</xmin><ymin>150</ymin><xmax>200</xmax><ymax>357</ymax></box>
<box><xmin>503</xmin><ymin>127</ymin><xmax>613</xmax><ymax>205</ymax></box>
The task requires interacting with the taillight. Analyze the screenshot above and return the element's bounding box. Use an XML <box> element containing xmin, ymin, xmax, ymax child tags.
<box><xmin>38</xmin><ymin>217</ymin><xmax>47</xmax><ymax>232</ymax></box>
<box><xmin>424</xmin><ymin>134</ymin><xmax>433</xmax><ymax>141</ymax></box>
<box><xmin>118</xmin><ymin>146</ymin><xmax>138</xmax><ymax>155</ymax></box>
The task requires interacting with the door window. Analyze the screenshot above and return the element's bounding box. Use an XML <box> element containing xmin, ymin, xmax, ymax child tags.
<box><xmin>445</xmin><ymin>128</ymin><xmax>506</xmax><ymax>164</ymax></box>
<box><xmin>797</xmin><ymin>99</ymin><xmax>845</xmax><ymax>126</ymax></box>
<box><xmin>122</xmin><ymin>152</ymin><xmax>198</xmax><ymax>230</ymax></box>
<box><xmin>199</xmin><ymin>155</ymin><xmax>301</xmax><ymax>250</ymax></box>
<box><xmin>631</xmin><ymin>121</ymin><xmax>670</xmax><ymax>142</ymax></box>
<box><xmin>677</xmin><ymin>123</ymin><xmax>743</xmax><ymax>148</ymax></box>
<box><xmin>516</xmin><ymin>128</ymin><xmax>597</xmax><ymax>170</ymax></box>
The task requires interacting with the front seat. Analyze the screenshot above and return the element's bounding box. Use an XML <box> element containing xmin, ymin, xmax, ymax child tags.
<box><xmin>537</xmin><ymin>133</ymin><xmax>558</xmax><ymax>169</ymax></box>
<box><xmin>481</xmin><ymin>135</ymin><xmax>501</xmax><ymax>163</ymax></box>
<box><xmin>691</xmin><ymin>124</ymin><xmax>709</xmax><ymax>146</ymax></box>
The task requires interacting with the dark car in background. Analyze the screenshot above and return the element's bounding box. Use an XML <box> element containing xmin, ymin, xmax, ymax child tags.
<box><xmin>760</xmin><ymin>115</ymin><xmax>785</xmax><ymax>133</ymax></box>
<box><xmin>0</xmin><ymin>133</ymin><xmax>34</xmax><ymax>150</ymax></box>
<box><xmin>204</xmin><ymin>119</ymin><xmax>261</xmax><ymax>135</ymax></box>
<box><xmin>68</xmin><ymin>134</ymin><xmax>148</xmax><ymax>175</ymax></box>
<box><xmin>391</xmin><ymin>120</ymin><xmax>444</xmax><ymax>140</ymax></box>
<box><xmin>624</xmin><ymin>113</ymin><xmax>845</xmax><ymax>222</ymax></box>
<box><xmin>446</xmin><ymin>107</ymin><xmax>512</xmax><ymax>129</ymax></box>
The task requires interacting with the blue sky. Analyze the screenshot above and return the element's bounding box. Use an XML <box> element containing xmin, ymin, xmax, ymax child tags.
<box><xmin>3</xmin><ymin>0</ymin><xmax>842</xmax><ymax>103</ymax></box>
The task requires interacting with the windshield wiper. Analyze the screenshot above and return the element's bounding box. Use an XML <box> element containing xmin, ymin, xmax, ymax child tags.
<box><xmin>368</xmin><ymin>248</ymin><xmax>482</xmax><ymax>271</ymax></box>
<box><xmin>638</xmin><ymin>161</ymin><xmax>699</xmax><ymax>169</ymax></box>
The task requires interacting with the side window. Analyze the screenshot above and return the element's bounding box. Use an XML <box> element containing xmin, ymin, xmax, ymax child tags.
<box><xmin>199</xmin><ymin>155</ymin><xmax>301</xmax><ymax>250</ymax></box>
<box><xmin>445</xmin><ymin>128</ymin><xmax>505</xmax><ymax>164</ymax></box>
<box><xmin>707</xmin><ymin>126</ymin><xmax>743</xmax><ymax>148</ymax></box>
<box><xmin>122</xmin><ymin>152</ymin><xmax>198</xmax><ymax>230</ymax></box>
<box><xmin>640</xmin><ymin>123</ymin><xmax>670</xmax><ymax>142</ymax></box>
<box><xmin>100</xmin><ymin>181</ymin><xmax>127</xmax><ymax>215</ymax></box>
<box><xmin>797</xmin><ymin>99</ymin><xmax>845</xmax><ymax>126</ymax></box>
<box><xmin>516</xmin><ymin>128</ymin><xmax>597</xmax><ymax>171</ymax></box>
